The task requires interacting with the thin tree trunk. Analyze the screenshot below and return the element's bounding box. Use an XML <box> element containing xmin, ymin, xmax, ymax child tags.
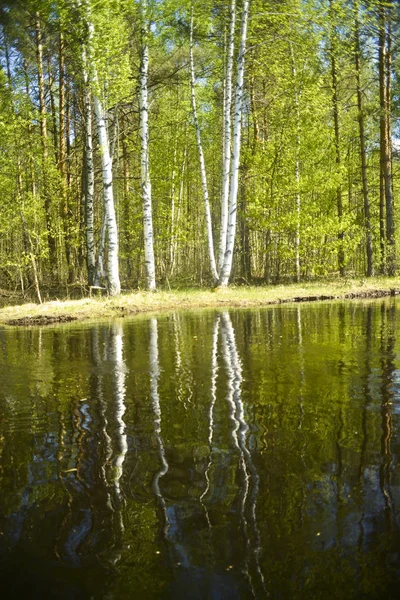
<box><xmin>218</xmin><ymin>0</ymin><xmax>250</xmax><ymax>286</ymax></box>
<box><xmin>329</xmin><ymin>3</ymin><xmax>345</xmax><ymax>276</ymax></box>
<box><xmin>189</xmin><ymin>6</ymin><xmax>219</xmax><ymax>283</ymax></box>
<box><xmin>48</xmin><ymin>65</ymin><xmax>59</xmax><ymax>164</ymax></box>
<box><xmin>169</xmin><ymin>140</ymin><xmax>177</xmax><ymax>276</ymax></box>
<box><xmin>86</xmin><ymin>11</ymin><xmax>121</xmax><ymax>295</ymax></box>
<box><xmin>59</xmin><ymin>32</ymin><xmax>73</xmax><ymax>282</ymax></box>
<box><xmin>35</xmin><ymin>12</ymin><xmax>57</xmax><ymax>275</ymax></box>
<box><xmin>384</xmin><ymin>9</ymin><xmax>395</xmax><ymax>275</ymax></box>
<box><xmin>218</xmin><ymin>0</ymin><xmax>236</xmax><ymax>272</ymax></box>
<box><xmin>354</xmin><ymin>2</ymin><xmax>373</xmax><ymax>277</ymax></box>
<box><xmin>290</xmin><ymin>42</ymin><xmax>301</xmax><ymax>282</ymax></box>
<box><xmin>20</xmin><ymin>211</ymin><xmax>42</xmax><ymax>305</ymax></box>
<box><xmin>379</xmin><ymin>3</ymin><xmax>387</xmax><ymax>274</ymax></box>
<box><xmin>82</xmin><ymin>45</ymin><xmax>96</xmax><ymax>286</ymax></box>
<box><xmin>121</xmin><ymin>113</ymin><xmax>131</xmax><ymax>280</ymax></box>
<box><xmin>139</xmin><ymin>0</ymin><xmax>156</xmax><ymax>291</ymax></box>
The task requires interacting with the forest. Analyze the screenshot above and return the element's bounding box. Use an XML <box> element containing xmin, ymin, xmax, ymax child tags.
<box><xmin>0</xmin><ymin>0</ymin><xmax>399</xmax><ymax>297</ymax></box>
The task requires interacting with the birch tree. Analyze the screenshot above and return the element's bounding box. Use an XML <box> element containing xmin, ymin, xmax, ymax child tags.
<box><xmin>218</xmin><ymin>0</ymin><xmax>236</xmax><ymax>272</ymax></box>
<box><xmin>139</xmin><ymin>0</ymin><xmax>156</xmax><ymax>291</ymax></box>
<box><xmin>85</xmin><ymin>2</ymin><xmax>121</xmax><ymax>295</ymax></box>
<box><xmin>189</xmin><ymin>5</ymin><xmax>219</xmax><ymax>283</ymax></box>
<box><xmin>82</xmin><ymin>45</ymin><xmax>96</xmax><ymax>286</ymax></box>
<box><xmin>218</xmin><ymin>0</ymin><xmax>250</xmax><ymax>287</ymax></box>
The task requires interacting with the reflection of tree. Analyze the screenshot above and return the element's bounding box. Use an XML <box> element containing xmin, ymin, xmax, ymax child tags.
<box><xmin>200</xmin><ymin>315</ymin><xmax>220</xmax><ymax>529</ymax></box>
<box><xmin>110</xmin><ymin>324</ymin><xmax>128</xmax><ymax>542</ymax></box>
<box><xmin>149</xmin><ymin>318</ymin><xmax>170</xmax><ymax>537</ymax></box>
<box><xmin>172</xmin><ymin>312</ymin><xmax>194</xmax><ymax>409</ymax></box>
<box><xmin>379</xmin><ymin>303</ymin><xmax>396</xmax><ymax>532</ymax></box>
<box><xmin>220</xmin><ymin>312</ymin><xmax>266</xmax><ymax>595</ymax></box>
<box><xmin>357</xmin><ymin>305</ymin><xmax>373</xmax><ymax>550</ymax></box>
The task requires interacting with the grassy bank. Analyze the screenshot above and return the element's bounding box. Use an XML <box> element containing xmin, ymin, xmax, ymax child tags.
<box><xmin>1</xmin><ymin>277</ymin><xmax>400</xmax><ymax>326</ymax></box>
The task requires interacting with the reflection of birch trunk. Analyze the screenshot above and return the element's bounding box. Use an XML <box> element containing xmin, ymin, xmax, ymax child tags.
<box><xmin>200</xmin><ymin>315</ymin><xmax>220</xmax><ymax>526</ymax></box>
<box><xmin>172</xmin><ymin>313</ymin><xmax>194</xmax><ymax>408</ymax></box>
<box><xmin>150</xmin><ymin>318</ymin><xmax>170</xmax><ymax>535</ymax></box>
<box><xmin>220</xmin><ymin>312</ymin><xmax>265</xmax><ymax>594</ymax></box>
<box><xmin>93</xmin><ymin>329</ymin><xmax>113</xmax><ymax>511</ymax></box>
<box><xmin>111</xmin><ymin>324</ymin><xmax>128</xmax><ymax>514</ymax></box>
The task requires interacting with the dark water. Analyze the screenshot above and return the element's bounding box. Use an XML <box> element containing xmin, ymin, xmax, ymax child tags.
<box><xmin>1</xmin><ymin>302</ymin><xmax>400</xmax><ymax>599</ymax></box>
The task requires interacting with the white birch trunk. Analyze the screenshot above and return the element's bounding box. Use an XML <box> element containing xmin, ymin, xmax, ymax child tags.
<box><xmin>218</xmin><ymin>0</ymin><xmax>236</xmax><ymax>272</ymax></box>
<box><xmin>85</xmin><ymin>7</ymin><xmax>120</xmax><ymax>296</ymax></box>
<box><xmin>218</xmin><ymin>0</ymin><xmax>250</xmax><ymax>287</ymax></box>
<box><xmin>189</xmin><ymin>6</ymin><xmax>219</xmax><ymax>283</ymax></box>
<box><xmin>92</xmin><ymin>94</ymin><xmax>120</xmax><ymax>295</ymax></box>
<box><xmin>94</xmin><ymin>210</ymin><xmax>107</xmax><ymax>286</ymax></box>
<box><xmin>82</xmin><ymin>46</ymin><xmax>96</xmax><ymax>286</ymax></box>
<box><xmin>139</xmin><ymin>0</ymin><xmax>156</xmax><ymax>291</ymax></box>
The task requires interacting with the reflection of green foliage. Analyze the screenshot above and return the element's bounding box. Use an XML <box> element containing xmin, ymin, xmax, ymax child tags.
<box><xmin>0</xmin><ymin>303</ymin><xmax>399</xmax><ymax>597</ymax></box>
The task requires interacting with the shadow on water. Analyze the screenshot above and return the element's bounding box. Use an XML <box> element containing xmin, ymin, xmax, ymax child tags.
<box><xmin>1</xmin><ymin>301</ymin><xmax>400</xmax><ymax>597</ymax></box>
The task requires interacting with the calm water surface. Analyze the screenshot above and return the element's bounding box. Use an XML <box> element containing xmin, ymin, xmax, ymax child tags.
<box><xmin>1</xmin><ymin>301</ymin><xmax>400</xmax><ymax>599</ymax></box>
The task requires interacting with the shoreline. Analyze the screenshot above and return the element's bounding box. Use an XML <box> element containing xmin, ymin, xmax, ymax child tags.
<box><xmin>1</xmin><ymin>278</ymin><xmax>400</xmax><ymax>326</ymax></box>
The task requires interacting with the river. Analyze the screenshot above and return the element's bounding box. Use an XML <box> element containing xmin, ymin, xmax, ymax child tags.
<box><xmin>0</xmin><ymin>300</ymin><xmax>399</xmax><ymax>598</ymax></box>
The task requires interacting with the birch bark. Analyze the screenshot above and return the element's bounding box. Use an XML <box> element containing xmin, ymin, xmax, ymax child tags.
<box><xmin>86</xmin><ymin>7</ymin><xmax>121</xmax><ymax>295</ymax></box>
<box><xmin>218</xmin><ymin>0</ymin><xmax>250</xmax><ymax>286</ymax></box>
<box><xmin>139</xmin><ymin>0</ymin><xmax>156</xmax><ymax>291</ymax></box>
<box><xmin>82</xmin><ymin>45</ymin><xmax>96</xmax><ymax>286</ymax></box>
<box><xmin>189</xmin><ymin>6</ymin><xmax>219</xmax><ymax>283</ymax></box>
<box><xmin>218</xmin><ymin>0</ymin><xmax>236</xmax><ymax>272</ymax></box>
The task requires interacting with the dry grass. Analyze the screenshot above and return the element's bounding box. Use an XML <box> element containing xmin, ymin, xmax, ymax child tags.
<box><xmin>1</xmin><ymin>277</ymin><xmax>400</xmax><ymax>326</ymax></box>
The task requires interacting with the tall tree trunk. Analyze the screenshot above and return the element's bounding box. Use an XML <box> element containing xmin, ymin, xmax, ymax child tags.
<box><xmin>384</xmin><ymin>8</ymin><xmax>395</xmax><ymax>275</ymax></box>
<box><xmin>218</xmin><ymin>0</ymin><xmax>250</xmax><ymax>286</ymax></box>
<box><xmin>189</xmin><ymin>6</ymin><xmax>219</xmax><ymax>283</ymax></box>
<box><xmin>92</xmin><ymin>89</ymin><xmax>120</xmax><ymax>296</ymax></box>
<box><xmin>139</xmin><ymin>0</ymin><xmax>156</xmax><ymax>291</ymax></box>
<box><xmin>354</xmin><ymin>2</ymin><xmax>373</xmax><ymax>277</ymax></box>
<box><xmin>59</xmin><ymin>32</ymin><xmax>73</xmax><ymax>282</ymax></box>
<box><xmin>329</xmin><ymin>3</ymin><xmax>345</xmax><ymax>276</ymax></box>
<box><xmin>82</xmin><ymin>45</ymin><xmax>96</xmax><ymax>286</ymax></box>
<box><xmin>86</xmin><ymin>13</ymin><xmax>121</xmax><ymax>295</ymax></box>
<box><xmin>35</xmin><ymin>12</ymin><xmax>57</xmax><ymax>276</ymax></box>
<box><xmin>290</xmin><ymin>42</ymin><xmax>301</xmax><ymax>283</ymax></box>
<box><xmin>379</xmin><ymin>3</ymin><xmax>387</xmax><ymax>274</ymax></box>
<box><xmin>218</xmin><ymin>0</ymin><xmax>236</xmax><ymax>272</ymax></box>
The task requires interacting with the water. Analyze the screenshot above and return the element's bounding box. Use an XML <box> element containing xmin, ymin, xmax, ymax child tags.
<box><xmin>0</xmin><ymin>301</ymin><xmax>400</xmax><ymax>599</ymax></box>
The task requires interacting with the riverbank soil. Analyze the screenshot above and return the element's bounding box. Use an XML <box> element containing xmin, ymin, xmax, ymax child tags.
<box><xmin>1</xmin><ymin>278</ymin><xmax>400</xmax><ymax>326</ymax></box>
